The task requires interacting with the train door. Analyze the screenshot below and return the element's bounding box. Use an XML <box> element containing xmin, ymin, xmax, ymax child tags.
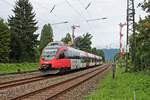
<box><xmin>70</xmin><ymin>52</ymin><xmax>81</xmax><ymax>69</ymax></box>
<box><xmin>54</xmin><ymin>50</ymin><xmax>71</xmax><ymax>68</ymax></box>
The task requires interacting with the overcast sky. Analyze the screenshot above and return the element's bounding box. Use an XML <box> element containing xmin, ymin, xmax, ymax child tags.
<box><xmin>0</xmin><ymin>0</ymin><xmax>146</xmax><ymax>49</ymax></box>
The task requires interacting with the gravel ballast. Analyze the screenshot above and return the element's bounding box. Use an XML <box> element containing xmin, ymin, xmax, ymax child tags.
<box><xmin>0</xmin><ymin>71</ymin><xmax>42</xmax><ymax>84</ymax></box>
<box><xmin>0</xmin><ymin>65</ymin><xmax>106</xmax><ymax>100</ymax></box>
<box><xmin>51</xmin><ymin>66</ymin><xmax>110</xmax><ymax>100</ymax></box>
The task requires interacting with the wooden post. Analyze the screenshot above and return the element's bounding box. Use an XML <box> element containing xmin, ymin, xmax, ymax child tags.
<box><xmin>112</xmin><ymin>63</ymin><xmax>116</xmax><ymax>79</ymax></box>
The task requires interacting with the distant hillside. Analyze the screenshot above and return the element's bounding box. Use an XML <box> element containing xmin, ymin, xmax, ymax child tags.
<box><xmin>102</xmin><ymin>49</ymin><xmax>119</xmax><ymax>61</ymax></box>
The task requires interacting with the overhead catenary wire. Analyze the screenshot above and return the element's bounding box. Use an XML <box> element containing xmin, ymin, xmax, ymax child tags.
<box><xmin>85</xmin><ymin>2</ymin><xmax>92</xmax><ymax>10</ymax></box>
<box><xmin>33</xmin><ymin>0</ymin><xmax>64</xmax><ymax>25</ymax></box>
<box><xmin>76</xmin><ymin>0</ymin><xmax>97</xmax><ymax>33</ymax></box>
<box><xmin>49</xmin><ymin>0</ymin><xmax>60</xmax><ymax>20</ymax></box>
<box><xmin>77</xmin><ymin>0</ymin><xmax>93</xmax><ymax>16</ymax></box>
<box><xmin>31</xmin><ymin>0</ymin><xmax>52</xmax><ymax>24</ymax></box>
<box><xmin>32</xmin><ymin>0</ymin><xmax>73</xmax><ymax>37</ymax></box>
<box><xmin>50</xmin><ymin>5</ymin><xmax>55</xmax><ymax>13</ymax></box>
<box><xmin>77</xmin><ymin>0</ymin><xmax>108</xmax><ymax>21</ymax></box>
<box><xmin>2</xmin><ymin>0</ymin><xmax>94</xmax><ymax>35</ymax></box>
<box><xmin>49</xmin><ymin>0</ymin><xmax>73</xmax><ymax>35</ymax></box>
<box><xmin>65</xmin><ymin>0</ymin><xmax>85</xmax><ymax>19</ymax></box>
<box><xmin>65</xmin><ymin>0</ymin><xmax>94</xmax><ymax>33</ymax></box>
<box><xmin>1</xmin><ymin>0</ymin><xmax>72</xmax><ymax>37</ymax></box>
<box><xmin>50</xmin><ymin>0</ymin><xmax>56</xmax><ymax>13</ymax></box>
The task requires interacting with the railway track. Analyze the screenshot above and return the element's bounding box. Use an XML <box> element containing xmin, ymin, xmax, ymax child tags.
<box><xmin>0</xmin><ymin>66</ymin><xmax>101</xmax><ymax>90</ymax></box>
<box><xmin>0</xmin><ymin>75</ymin><xmax>50</xmax><ymax>90</ymax></box>
<box><xmin>11</xmin><ymin>64</ymin><xmax>110</xmax><ymax>100</ymax></box>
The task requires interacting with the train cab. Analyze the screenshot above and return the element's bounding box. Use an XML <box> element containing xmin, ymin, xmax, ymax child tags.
<box><xmin>39</xmin><ymin>41</ymin><xmax>103</xmax><ymax>74</ymax></box>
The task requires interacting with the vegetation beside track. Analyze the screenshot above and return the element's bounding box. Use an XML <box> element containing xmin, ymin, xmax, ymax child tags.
<box><xmin>0</xmin><ymin>63</ymin><xmax>38</xmax><ymax>74</ymax></box>
<box><xmin>85</xmin><ymin>66</ymin><xmax>150</xmax><ymax>100</ymax></box>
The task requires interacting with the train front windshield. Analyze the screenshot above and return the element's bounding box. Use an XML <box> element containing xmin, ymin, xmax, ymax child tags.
<box><xmin>42</xmin><ymin>48</ymin><xmax>58</xmax><ymax>60</ymax></box>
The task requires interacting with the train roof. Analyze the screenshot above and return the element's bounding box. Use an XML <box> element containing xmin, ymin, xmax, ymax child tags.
<box><xmin>44</xmin><ymin>41</ymin><xmax>102</xmax><ymax>58</ymax></box>
<box><xmin>47</xmin><ymin>41</ymin><xmax>65</xmax><ymax>46</ymax></box>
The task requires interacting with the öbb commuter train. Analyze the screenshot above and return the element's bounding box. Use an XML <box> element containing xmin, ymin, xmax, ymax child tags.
<box><xmin>39</xmin><ymin>41</ymin><xmax>103</xmax><ymax>74</ymax></box>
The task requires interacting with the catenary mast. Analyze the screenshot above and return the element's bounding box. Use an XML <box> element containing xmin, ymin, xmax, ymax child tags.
<box><xmin>126</xmin><ymin>0</ymin><xmax>135</xmax><ymax>71</ymax></box>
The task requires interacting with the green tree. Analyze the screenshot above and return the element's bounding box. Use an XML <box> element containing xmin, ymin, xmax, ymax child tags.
<box><xmin>0</xmin><ymin>18</ymin><xmax>10</xmax><ymax>62</ymax></box>
<box><xmin>76</xmin><ymin>33</ymin><xmax>93</xmax><ymax>52</ymax></box>
<box><xmin>139</xmin><ymin>0</ymin><xmax>150</xmax><ymax>13</ymax></box>
<box><xmin>61</xmin><ymin>33</ymin><xmax>72</xmax><ymax>44</ymax></box>
<box><xmin>96</xmin><ymin>49</ymin><xmax>105</xmax><ymax>62</ymax></box>
<box><xmin>8</xmin><ymin>0</ymin><xmax>38</xmax><ymax>62</ymax></box>
<box><xmin>39</xmin><ymin>24</ymin><xmax>53</xmax><ymax>52</ymax></box>
<box><xmin>91</xmin><ymin>48</ymin><xmax>105</xmax><ymax>62</ymax></box>
<box><xmin>135</xmin><ymin>17</ymin><xmax>150</xmax><ymax>70</ymax></box>
<box><xmin>130</xmin><ymin>0</ymin><xmax>150</xmax><ymax>71</ymax></box>
<box><xmin>91</xmin><ymin>47</ymin><xmax>97</xmax><ymax>54</ymax></box>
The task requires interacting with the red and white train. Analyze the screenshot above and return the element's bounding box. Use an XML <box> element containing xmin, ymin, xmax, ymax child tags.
<box><xmin>39</xmin><ymin>41</ymin><xmax>103</xmax><ymax>74</ymax></box>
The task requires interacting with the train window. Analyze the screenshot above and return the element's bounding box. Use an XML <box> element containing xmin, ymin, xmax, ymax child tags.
<box><xmin>42</xmin><ymin>48</ymin><xmax>58</xmax><ymax>60</ymax></box>
<box><xmin>64</xmin><ymin>50</ymin><xmax>69</xmax><ymax>58</ymax></box>
<box><xmin>82</xmin><ymin>57</ymin><xmax>87</xmax><ymax>63</ymax></box>
<box><xmin>59</xmin><ymin>52</ymin><xmax>65</xmax><ymax>59</ymax></box>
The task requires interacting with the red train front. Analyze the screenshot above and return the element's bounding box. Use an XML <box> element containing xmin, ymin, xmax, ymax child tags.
<box><xmin>39</xmin><ymin>41</ymin><xmax>102</xmax><ymax>74</ymax></box>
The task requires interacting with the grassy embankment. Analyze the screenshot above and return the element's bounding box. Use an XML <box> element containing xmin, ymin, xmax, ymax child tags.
<box><xmin>85</xmin><ymin>66</ymin><xmax>150</xmax><ymax>100</ymax></box>
<box><xmin>0</xmin><ymin>63</ymin><xmax>39</xmax><ymax>74</ymax></box>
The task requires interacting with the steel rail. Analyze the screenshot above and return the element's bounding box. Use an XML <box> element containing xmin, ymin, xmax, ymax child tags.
<box><xmin>0</xmin><ymin>65</ymin><xmax>104</xmax><ymax>90</ymax></box>
<box><xmin>47</xmin><ymin>65</ymin><xmax>110</xmax><ymax>100</ymax></box>
<box><xmin>11</xmin><ymin>64</ymin><xmax>109</xmax><ymax>100</ymax></box>
<box><xmin>0</xmin><ymin>75</ymin><xmax>50</xmax><ymax>90</ymax></box>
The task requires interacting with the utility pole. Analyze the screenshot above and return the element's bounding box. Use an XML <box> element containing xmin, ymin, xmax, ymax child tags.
<box><xmin>119</xmin><ymin>23</ymin><xmax>126</xmax><ymax>57</ymax></box>
<box><xmin>126</xmin><ymin>0</ymin><xmax>135</xmax><ymax>72</ymax></box>
<box><xmin>71</xmin><ymin>25</ymin><xmax>80</xmax><ymax>47</ymax></box>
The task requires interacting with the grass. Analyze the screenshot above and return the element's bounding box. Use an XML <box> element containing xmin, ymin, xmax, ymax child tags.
<box><xmin>85</xmin><ymin>66</ymin><xmax>150</xmax><ymax>100</ymax></box>
<box><xmin>0</xmin><ymin>63</ymin><xmax>39</xmax><ymax>74</ymax></box>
